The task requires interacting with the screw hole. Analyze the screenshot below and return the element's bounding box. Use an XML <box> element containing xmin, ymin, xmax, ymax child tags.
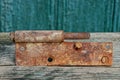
<box><xmin>48</xmin><ymin>57</ymin><xmax>53</xmax><ymax>62</ymax></box>
<box><xmin>20</xmin><ymin>46</ymin><xmax>25</xmax><ymax>51</ymax></box>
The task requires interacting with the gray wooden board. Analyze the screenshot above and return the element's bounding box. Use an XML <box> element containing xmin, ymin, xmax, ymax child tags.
<box><xmin>0</xmin><ymin>66</ymin><xmax>120</xmax><ymax>80</ymax></box>
<box><xmin>0</xmin><ymin>33</ymin><xmax>120</xmax><ymax>80</ymax></box>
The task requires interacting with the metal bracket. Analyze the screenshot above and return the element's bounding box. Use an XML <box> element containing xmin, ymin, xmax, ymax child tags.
<box><xmin>11</xmin><ymin>31</ymin><xmax>112</xmax><ymax>66</ymax></box>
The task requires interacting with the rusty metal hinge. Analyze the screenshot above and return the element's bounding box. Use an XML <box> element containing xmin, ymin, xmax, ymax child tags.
<box><xmin>10</xmin><ymin>30</ymin><xmax>112</xmax><ymax>66</ymax></box>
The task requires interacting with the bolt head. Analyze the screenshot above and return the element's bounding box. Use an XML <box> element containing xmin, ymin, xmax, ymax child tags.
<box><xmin>75</xmin><ymin>42</ymin><xmax>82</xmax><ymax>49</ymax></box>
<box><xmin>101</xmin><ymin>56</ymin><xmax>109</xmax><ymax>64</ymax></box>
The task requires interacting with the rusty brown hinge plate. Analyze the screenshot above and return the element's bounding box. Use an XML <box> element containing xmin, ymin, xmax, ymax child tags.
<box><xmin>16</xmin><ymin>42</ymin><xmax>112</xmax><ymax>66</ymax></box>
<box><xmin>11</xmin><ymin>31</ymin><xmax>113</xmax><ymax>66</ymax></box>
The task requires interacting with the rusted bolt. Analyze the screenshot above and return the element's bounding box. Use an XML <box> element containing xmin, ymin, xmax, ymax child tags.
<box><xmin>101</xmin><ymin>56</ymin><xmax>109</xmax><ymax>64</ymax></box>
<box><xmin>48</xmin><ymin>57</ymin><xmax>53</xmax><ymax>62</ymax></box>
<box><xmin>74</xmin><ymin>42</ymin><xmax>82</xmax><ymax>50</ymax></box>
<box><xmin>20</xmin><ymin>46</ymin><xmax>25</xmax><ymax>51</ymax></box>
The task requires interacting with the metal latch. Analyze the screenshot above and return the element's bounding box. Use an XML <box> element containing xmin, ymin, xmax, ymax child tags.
<box><xmin>10</xmin><ymin>30</ymin><xmax>112</xmax><ymax>66</ymax></box>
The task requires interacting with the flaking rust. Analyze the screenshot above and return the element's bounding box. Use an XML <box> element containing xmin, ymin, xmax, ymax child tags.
<box><xmin>14</xmin><ymin>30</ymin><xmax>64</xmax><ymax>43</ymax></box>
<box><xmin>13</xmin><ymin>30</ymin><xmax>112</xmax><ymax>66</ymax></box>
<box><xmin>16</xmin><ymin>42</ymin><xmax>112</xmax><ymax>66</ymax></box>
<box><xmin>11</xmin><ymin>31</ymin><xmax>90</xmax><ymax>42</ymax></box>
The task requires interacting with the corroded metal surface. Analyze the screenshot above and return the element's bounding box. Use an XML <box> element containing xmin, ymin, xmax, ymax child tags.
<box><xmin>64</xmin><ymin>32</ymin><xmax>90</xmax><ymax>39</ymax></box>
<box><xmin>10</xmin><ymin>31</ymin><xmax>90</xmax><ymax>42</ymax></box>
<box><xmin>14</xmin><ymin>30</ymin><xmax>64</xmax><ymax>42</ymax></box>
<box><xmin>16</xmin><ymin>42</ymin><xmax>112</xmax><ymax>66</ymax></box>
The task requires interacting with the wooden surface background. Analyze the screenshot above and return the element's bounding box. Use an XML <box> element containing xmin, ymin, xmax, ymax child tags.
<box><xmin>0</xmin><ymin>33</ymin><xmax>120</xmax><ymax>80</ymax></box>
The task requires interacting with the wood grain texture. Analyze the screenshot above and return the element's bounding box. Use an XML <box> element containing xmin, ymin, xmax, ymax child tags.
<box><xmin>0</xmin><ymin>33</ymin><xmax>120</xmax><ymax>79</ymax></box>
<box><xmin>0</xmin><ymin>66</ymin><xmax>120</xmax><ymax>80</ymax></box>
<box><xmin>1</xmin><ymin>0</ymin><xmax>120</xmax><ymax>32</ymax></box>
<box><xmin>0</xmin><ymin>33</ymin><xmax>12</xmax><ymax>43</ymax></box>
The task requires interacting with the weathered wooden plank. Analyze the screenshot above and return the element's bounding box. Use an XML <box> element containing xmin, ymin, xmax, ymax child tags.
<box><xmin>4</xmin><ymin>32</ymin><xmax>120</xmax><ymax>42</ymax></box>
<box><xmin>0</xmin><ymin>33</ymin><xmax>120</xmax><ymax>79</ymax></box>
<box><xmin>0</xmin><ymin>66</ymin><xmax>120</xmax><ymax>80</ymax></box>
<box><xmin>0</xmin><ymin>44</ymin><xmax>15</xmax><ymax>65</ymax></box>
<box><xmin>0</xmin><ymin>33</ymin><xmax>12</xmax><ymax>43</ymax></box>
<box><xmin>0</xmin><ymin>33</ymin><xmax>120</xmax><ymax>67</ymax></box>
<box><xmin>1</xmin><ymin>33</ymin><xmax>120</xmax><ymax>42</ymax></box>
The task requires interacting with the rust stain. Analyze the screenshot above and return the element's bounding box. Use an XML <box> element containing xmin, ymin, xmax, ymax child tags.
<box><xmin>10</xmin><ymin>31</ymin><xmax>90</xmax><ymax>43</ymax></box>
<box><xmin>13</xmin><ymin>30</ymin><xmax>112</xmax><ymax>66</ymax></box>
<box><xmin>64</xmin><ymin>32</ymin><xmax>90</xmax><ymax>39</ymax></box>
<box><xmin>16</xmin><ymin>42</ymin><xmax>112</xmax><ymax>66</ymax></box>
<box><xmin>14</xmin><ymin>30</ymin><xmax>64</xmax><ymax>42</ymax></box>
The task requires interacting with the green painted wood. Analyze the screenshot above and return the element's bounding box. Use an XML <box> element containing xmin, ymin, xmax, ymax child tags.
<box><xmin>0</xmin><ymin>0</ymin><xmax>120</xmax><ymax>32</ymax></box>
